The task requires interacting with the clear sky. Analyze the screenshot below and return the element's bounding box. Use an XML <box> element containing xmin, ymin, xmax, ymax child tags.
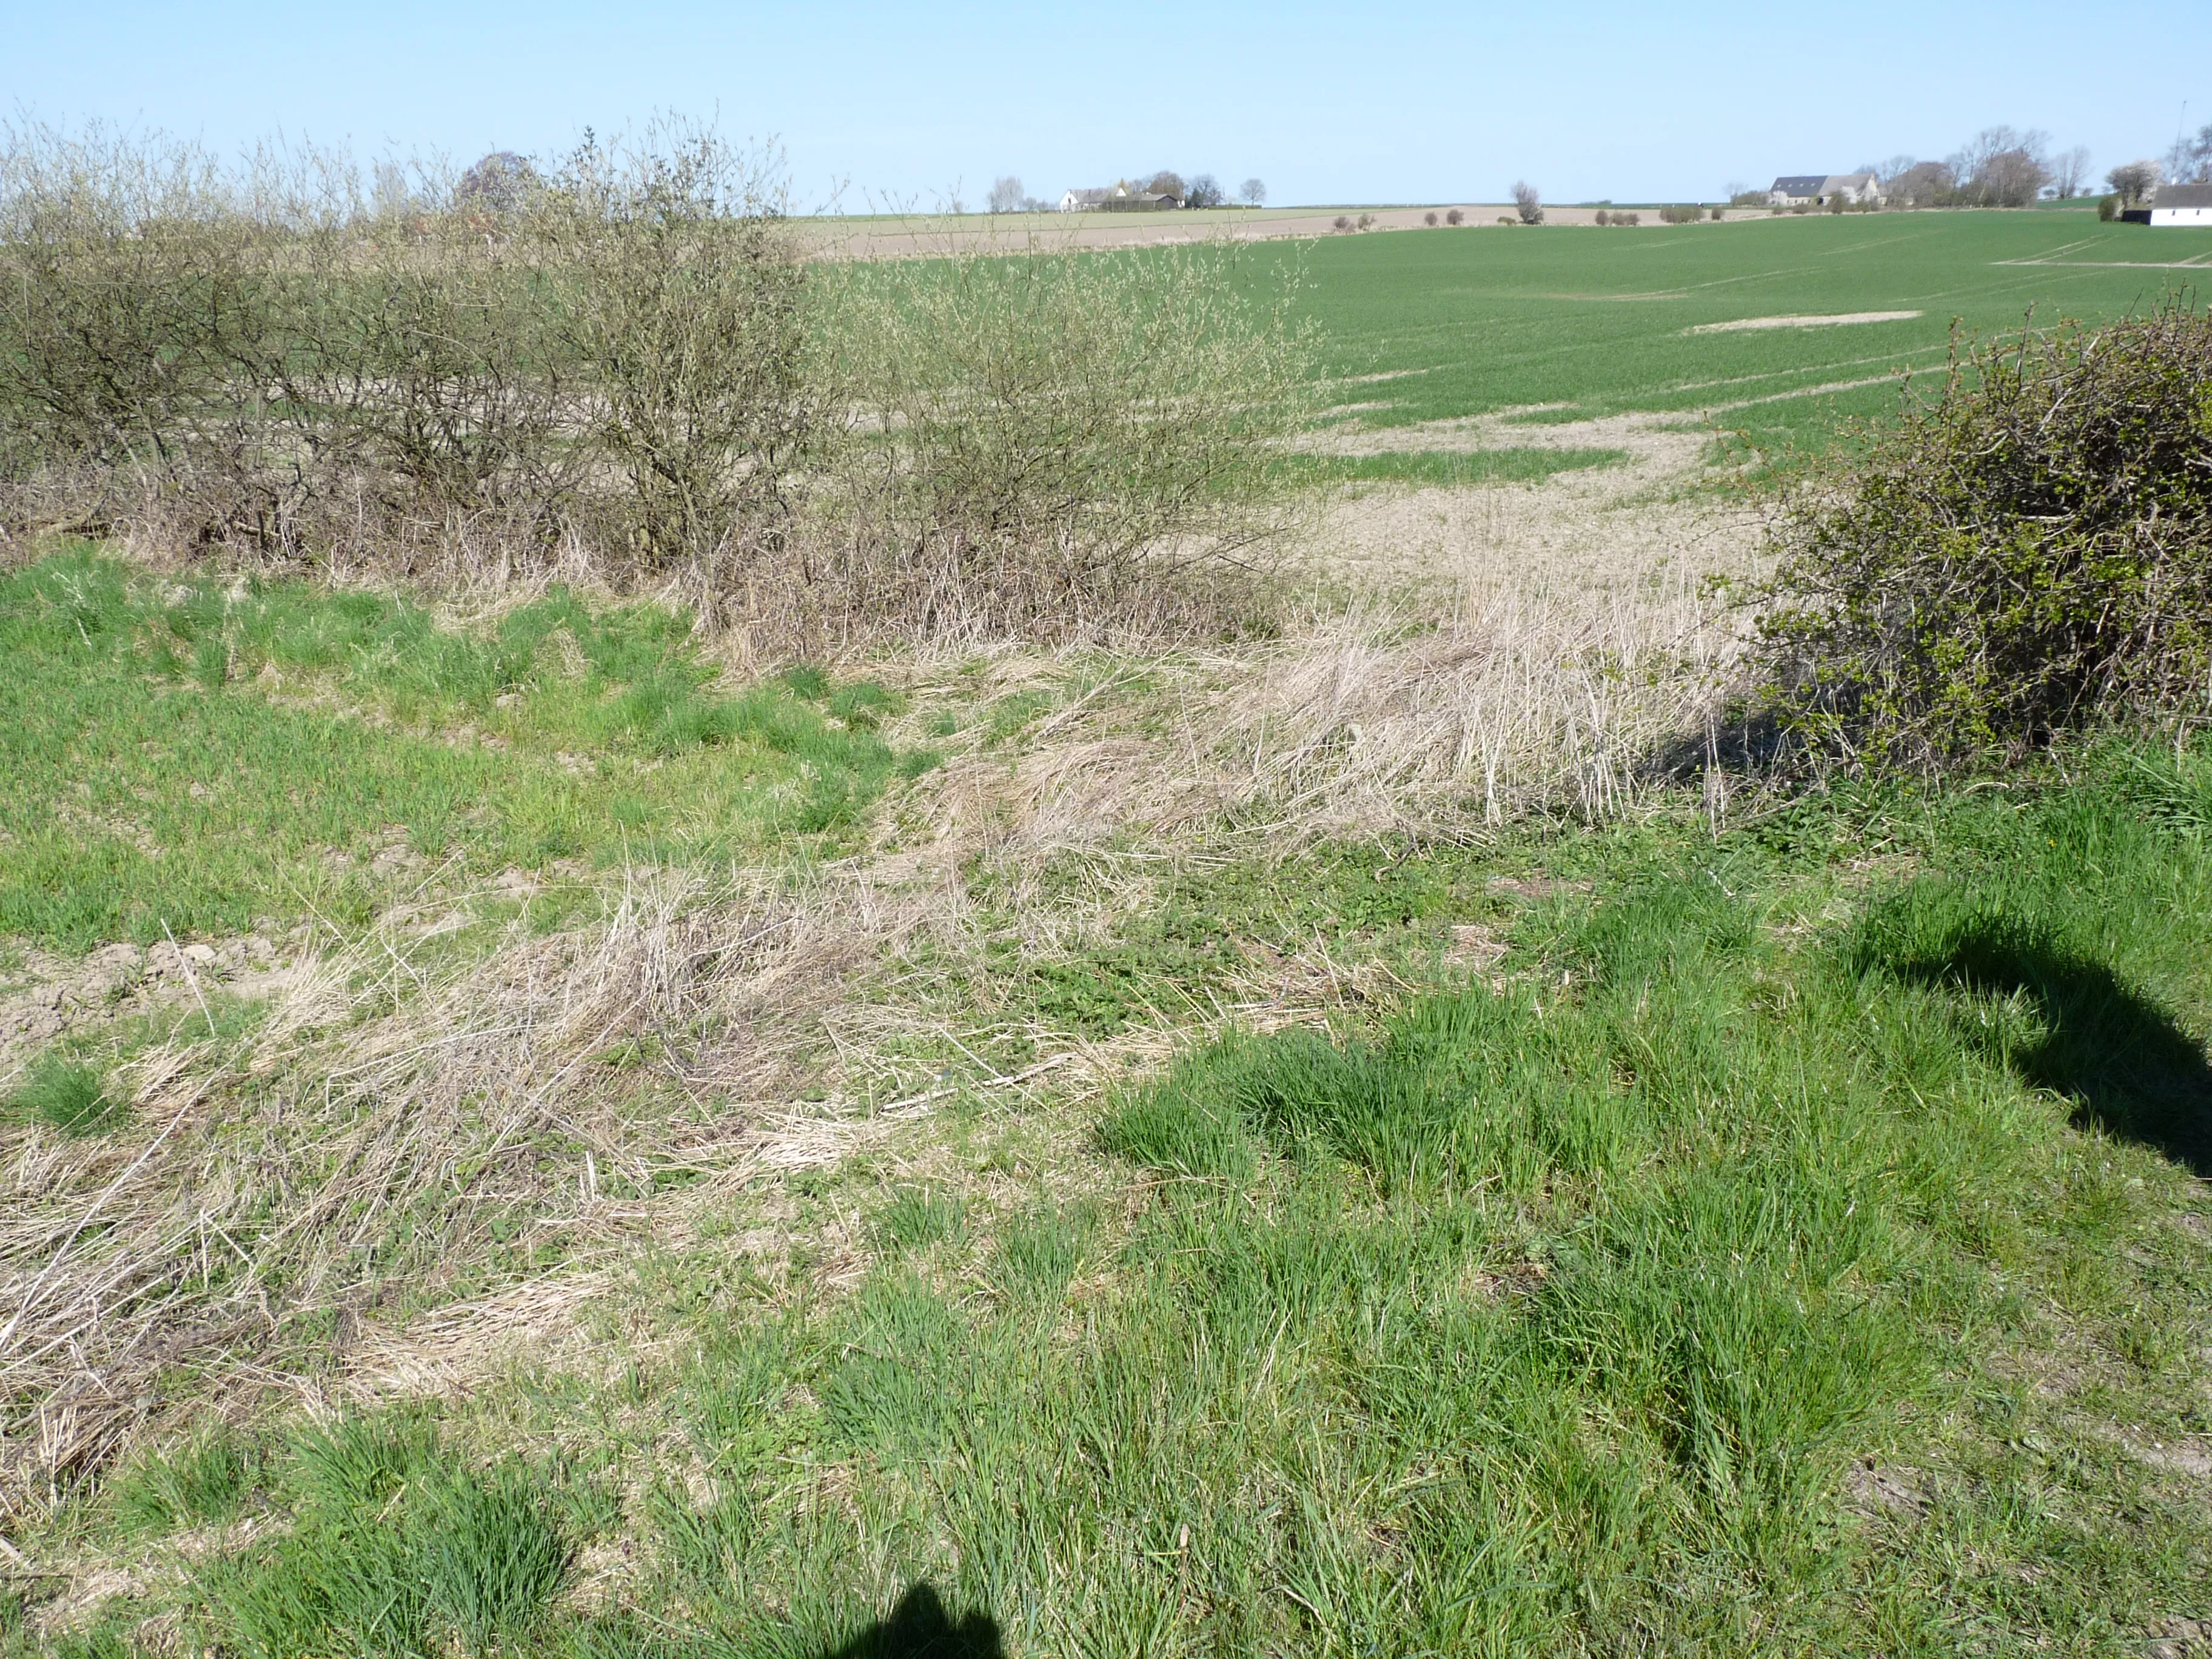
<box><xmin>4</xmin><ymin>1</ymin><xmax>2206</xmax><ymax>207</ymax></box>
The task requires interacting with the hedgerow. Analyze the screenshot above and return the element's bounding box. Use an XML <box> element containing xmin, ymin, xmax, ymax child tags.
<box><xmin>1754</xmin><ymin>301</ymin><xmax>2212</xmax><ymax>771</ymax></box>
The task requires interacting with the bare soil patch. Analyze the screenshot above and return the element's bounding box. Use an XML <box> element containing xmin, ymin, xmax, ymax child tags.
<box><xmin>802</xmin><ymin>204</ymin><xmax>1770</xmax><ymax>260</ymax></box>
<box><xmin>804</xmin><ymin>206</ymin><xmax>1508</xmax><ymax>259</ymax></box>
<box><xmin>1</xmin><ymin>934</ymin><xmax>295</xmax><ymax>1070</ymax></box>
<box><xmin>1689</xmin><ymin>310</ymin><xmax>1924</xmax><ymax>333</ymax></box>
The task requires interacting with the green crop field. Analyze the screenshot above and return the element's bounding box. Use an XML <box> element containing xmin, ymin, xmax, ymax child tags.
<box><xmin>1273</xmin><ymin>206</ymin><xmax>2212</xmax><ymax>456</ymax></box>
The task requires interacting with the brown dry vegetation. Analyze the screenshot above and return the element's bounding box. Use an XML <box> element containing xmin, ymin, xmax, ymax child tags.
<box><xmin>0</xmin><ymin>401</ymin><xmax>1754</xmax><ymax>1534</ymax></box>
<box><xmin>10</xmin><ymin>170</ymin><xmax>2212</xmax><ymax>1656</ymax></box>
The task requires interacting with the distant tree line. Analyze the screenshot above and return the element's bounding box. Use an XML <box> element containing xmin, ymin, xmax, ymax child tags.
<box><xmin>1864</xmin><ymin>129</ymin><xmax>2085</xmax><ymax>210</ymax></box>
<box><xmin>1840</xmin><ymin>123</ymin><xmax>2210</xmax><ymax>213</ymax></box>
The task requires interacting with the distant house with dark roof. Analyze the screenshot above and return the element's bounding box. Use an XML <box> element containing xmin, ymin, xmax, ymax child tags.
<box><xmin>2145</xmin><ymin>183</ymin><xmax>2212</xmax><ymax>226</ymax></box>
<box><xmin>1061</xmin><ymin>181</ymin><xmax>1184</xmax><ymax>211</ymax></box>
<box><xmin>1105</xmin><ymin>179</ymin><xmax>1182</xmax><ymax>210</ymax></box>
<box><xmin>1768</xmin><ymin>171</ymin><xmax>1882</xmax><ymax>207</ymax></box>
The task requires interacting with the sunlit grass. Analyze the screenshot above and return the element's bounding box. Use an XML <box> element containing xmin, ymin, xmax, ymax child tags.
<box><xmin>96</xmin><ymin>740</ymin><xmax>2212</xmax><ymax>1658</ymax></box>
<box><xmin>0</xmin><ymin>550</ymin><xmax>936</xmax><ymax>951</ymax></box>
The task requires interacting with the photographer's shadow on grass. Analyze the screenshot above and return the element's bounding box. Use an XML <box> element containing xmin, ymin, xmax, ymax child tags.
<box><xmin>818</xmin><ymin>1584</ymin><xmax>1004</xmax><ymax>1659</ymax></box>
<box><xmin>1872</xmin><ymin>919</ymin><xmax>2212</xmax><ymax>1177</ymax></box>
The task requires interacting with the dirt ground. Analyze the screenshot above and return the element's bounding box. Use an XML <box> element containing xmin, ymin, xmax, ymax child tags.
<box><xmin>1</xmin><ymin>933</ymin><xmax>295</xmax><ymax>1068</ymax></box>
<box><xmin>801</xmin><ymin>203</ymin><xmax>1752</xmax><ymax>258</ymax></box>
<box><xmin>1296</xmin><ymin>406</ymin><xmax>1761</xmax><ymax>600</ymax></box>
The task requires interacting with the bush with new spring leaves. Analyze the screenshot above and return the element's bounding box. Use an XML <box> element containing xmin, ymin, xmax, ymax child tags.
<box><xmin>1755</xmin><ymin>302</ymin><xmax>2212</xmax><ymax>770</ymax></box>
<box><xmin>817</xmin><ymin>244</ymin><xmax>1313</xmax><ymax>634</ymax></box>
<box><xmin>0</xmin><ymin>118</ymin><xmax>1312</xmax><ymax>637</ymax></box>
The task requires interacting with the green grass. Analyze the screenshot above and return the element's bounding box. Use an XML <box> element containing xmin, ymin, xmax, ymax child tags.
<box><xmin>83</xmin><ymin>739</ymin><xmax>2206</xmax><ymax>1658</ymax></box>
<box><xmin>107</xmin><ymin>1428</ymin><xmax>258</xmax><ymax>1537</ymax></box>
<box><xmin>5</xmin><ymin>1055</ymin><xmax>123</xmax><ymax>1136</ymax></box>
<box><xmin>186</xmin><ymin>1416</ymin><xmax>578</xmax><ymax>1659</ymax></box>
<box><xmin>1270</xmin><ymin>205</ymin><xmax>2212</xmax><ymax>456</ymax></box>
<box><xmin>0</xmin><ymin>550</ymin><xmax>934</xmax><ymax>951</ymax></box>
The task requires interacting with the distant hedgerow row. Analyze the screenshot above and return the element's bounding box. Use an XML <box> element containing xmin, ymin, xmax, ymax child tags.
<box><xmin>0</xmin><ymin>117</ymin><xmax>1312</xmax><ymax>640</ymax></box>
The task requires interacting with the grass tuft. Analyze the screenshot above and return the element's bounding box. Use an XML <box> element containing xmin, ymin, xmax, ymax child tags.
<box><xmin>204</xmin><ymin>1417</ymin><xmax>571</xmax><ymax>1659</ymax></box>
<box><xmin>8</xmin><ymin>1055</ymin><xmax>124</xmax><ymax>1136</ymax></box>
<box><xmin>874</xmin><ymin>1187</ymin><xmax>967</xmax><ymax>1253</ymax></box>
<box><xmin>109</xmin><ymin>1427</ymin><xmax>258</xmax><ymax>1536</ymax></box>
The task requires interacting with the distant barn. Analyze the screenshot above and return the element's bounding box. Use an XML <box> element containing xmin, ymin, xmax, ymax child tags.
<box><xmin>2131</xmin><ymin>183</ymin><xmax>2212</xmax><ymax>226</ymax></box>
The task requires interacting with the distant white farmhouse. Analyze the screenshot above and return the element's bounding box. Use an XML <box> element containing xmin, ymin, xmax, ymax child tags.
<box><xmin>1061</xmin><ymin>181</ymin><xmax>1184</xmax><ymax>212</ymax></box>
<box><xmin>2148</xmin><ymin>183</ymin><xmax>2212</xmax><ymax>226</ymax></box>
<box><xmin>1768</xmin><ymin>172</ymin><xmax>1882</xmax><ymax>207</ymax></box>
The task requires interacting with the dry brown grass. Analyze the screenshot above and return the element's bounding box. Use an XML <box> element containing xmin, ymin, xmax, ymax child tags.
<box><xmin>0</xmin><ymin>860</ymin><xmax>951</xmax><ymax>1517</ymax></box>
<box><xmin>883</xmin><ymin>412</ymin><xmax>1761</xmax><ymax>837</ymax></box>
<box><xmin>1</xmin><ymin>400</ymin><xmax>1757</xmax><ymax>1523</ymax></box>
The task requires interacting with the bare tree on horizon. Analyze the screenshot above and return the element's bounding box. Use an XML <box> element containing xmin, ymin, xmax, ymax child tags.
<box><xmin>2050</xmin><ymin>146</ymin><xmax>2092</xmax><ymax>198</ymax></box>
<box><xmin>1240</xmin><ymin>176</ymin><xmax>1265</xmax><ymax>206</ymax></box>
<box><xmin>1950</xmin><ymin>127</ymin><xmax>2049</xmax><ymax>207</ymax></box>
<box><xmin>2170</xmin><ymin>124</ymin><xmax>2212</xmax><ymax>185</ymax></box>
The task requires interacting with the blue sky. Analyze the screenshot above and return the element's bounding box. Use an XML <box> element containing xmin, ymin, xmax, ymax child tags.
<box><xmin>5</xmin><ymin>1</ymin><xmax>2206</xmax><ymax>207</ymax></box>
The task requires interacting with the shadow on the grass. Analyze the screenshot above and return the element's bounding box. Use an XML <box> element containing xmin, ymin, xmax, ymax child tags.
<box><xmin>819</xmin><ymin>1584</ymin><xmax>1004</xmax><ymax>1659</ymax></box>
<box><xmin>1882</xmin><ymin>921</ymin><xmax>2212</xmax><ymax>1177</ymax></box>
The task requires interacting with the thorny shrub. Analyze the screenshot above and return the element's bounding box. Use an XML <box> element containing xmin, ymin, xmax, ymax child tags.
<box><xmin>1754</xmin><ymin>302</ymin><xmax>2212</xmax><ymax>771</ymax></box>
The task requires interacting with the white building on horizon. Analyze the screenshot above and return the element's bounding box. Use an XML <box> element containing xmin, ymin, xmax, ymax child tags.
<box><xmin>2147</xmin><ymin>183</ymin><xmax>2212</xmax><ymax>226</ymax></box>
<box><xmin>1768</xmin><ymin>172</ymin><xmax>1882</xmax><ymax>207</ymax></box>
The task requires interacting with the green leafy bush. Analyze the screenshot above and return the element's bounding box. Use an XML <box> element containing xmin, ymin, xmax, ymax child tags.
<box><xmin>1754</xmin><ymin>303</ymin><xmax>2212</xmax><ymax>770</ymax></box>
